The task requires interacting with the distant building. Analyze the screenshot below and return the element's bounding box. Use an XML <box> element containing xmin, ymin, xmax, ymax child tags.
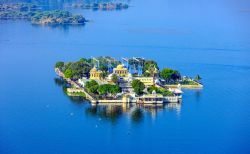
<box><xmin>89</xmin><ymin>66</ymin><xmax>101</xmax><ymax>80</ymax></box>
<box><xmin>134</xmin><ymin>77</ymin><xmax>154</xmax><ymax>86</ymax></box>
<box><xmin>113</xmin><ymin>64</ymin><xmax>128</xmax><ymax>77</ymax></box>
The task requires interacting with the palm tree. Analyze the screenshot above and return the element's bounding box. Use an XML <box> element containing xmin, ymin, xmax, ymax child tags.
<box><xmin>146</xmin><ymin>64</ymin><xmax>158</xmax><ymax>85</ymax></box>
<box><xmin>100</xmin><ymin>71</ymin><xmax>107</xmax><ymax>80</ymax></box>
<box><xmin>146</xmin><ymin>64</ymin><xmax>158</xmax><ymax>78</ymax></box>
<box><xmin>111</xmin><ymin>74</ymin><xmax>119</xmax><ymax>84</ymax></box>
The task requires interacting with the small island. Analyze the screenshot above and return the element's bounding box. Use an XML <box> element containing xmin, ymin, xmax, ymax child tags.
<box><xmin>55</xmin><ymin>56</ymin><xmax>203</xmax><ymax>104</ymax></box>
<box><xmin>0</xmin><ymin>3</ymin><xmax>86</xmax><ymax>25</ymax></box>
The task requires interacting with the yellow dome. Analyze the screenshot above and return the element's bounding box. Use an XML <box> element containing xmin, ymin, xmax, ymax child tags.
<box><xmin>116</xmin><ymin>64</ymin><xmax>124</xmax><ymax>69</ymax></box>
<box><xmin>90</xmin><ymin>67</ymin><xmax>97</xmax><ymax>72</ymax></box>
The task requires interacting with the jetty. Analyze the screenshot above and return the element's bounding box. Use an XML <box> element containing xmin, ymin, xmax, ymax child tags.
<box><xmin>165</xmin><ymin>83</ymin><xmax>203</xmax><ymax>89</ymax></box>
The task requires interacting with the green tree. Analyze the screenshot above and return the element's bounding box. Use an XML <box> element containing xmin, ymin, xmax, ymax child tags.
<box><xmin>97</xmin><ymin>84</ymin><xmax>108</xmax><ymax>95</ymax></box>
<box><xmin>160</xmin><ymin>68</ymin><xmax>181</xmax><ymax>82</ymax></box>
<box><xmin>171</xmin><ymin>70</ymin><xmax>181</xmax><ymax>81</ymax></box>
<box><xmin>79</xmin><ymin>58</ymin><xmax>88</xmax><ymax>63</ymax></box>
<box><xmin>85</xmin><ymin>80</ymin><xmax>98</xmax><ymax>89</ymax></box>
<box><xmin>68</xmin><ymin>61</ymin><xmax>91</xmax><ymax>79</ymax></box>
<box><xmin>160</xmin><ymin>88</ymin><xmax>174</xmax><ymax>96</ymax></box>
<box><xmin>147</xmin><ymin>86</ymin><xmax>173</xmax><ymax>96</ymax></box>
<box><xmin>55</xmin><ymin>61</ymin><xmax>64</xmax><ymax>69</ymax></box>
<box><xmin>143</xmin><ymin>60</ymin><xmax>159</xmax><ymax>76</ymax></box>
<box><xmin>64</xmin><ymin>68</ymin><xmax>73</xmax><ymax>78</ymax></box>
<box><xmin>100</xmin><ymin>71</ymin><xmax>108</xmax><ymax>80</ymax></box>
<box><xmin>110</xmin><ymin>85</ymin><xmax>121</xmax><ymax>95</ymax></box>
<box><xmin>97</xmin><ymin>84</ymin><xmax>121</xmax><ymax>96</ymax></box>
<box><xmin>99</xmin><ymin>65</ymin><xmax>108</xmax><ymax>72</ymax></box>
<box><xmin>160</xmin><ymin>68</ymin><xmax>172</xmax><ymax>81</ymax></box>
<box><xmin>111</xmin><ymin>74</ymin><xmax>119</xmax><ymax>84</ymax></box>
<box><xmin>147</xmin><ymin>64</ymin><xmax>158</xmax><ymax>77</ymax></box>
<box><xmin>132</xmin><ymin>79</ymin><xmax>145</xmax><ymax>95</ymax></box>
<box><xmin>85</xmin><ymin>80</ymin><xmax>99</xmax><ymax>94</ymax></box>
<box><xmin>147</xmin><ymin>86</ymin><xmax>160</xmax><ymax>94</ymax></box>
<box><xmin>88</xmin><ymin>85</ymin><xmax>99</xmax><ymax>94</ymax></box>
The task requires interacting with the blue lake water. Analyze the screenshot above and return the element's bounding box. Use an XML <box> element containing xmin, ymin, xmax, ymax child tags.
<box><xmin>1</xmin><ymin>0</ymin><xmax>250</xmax><ymax>153</ymax></box>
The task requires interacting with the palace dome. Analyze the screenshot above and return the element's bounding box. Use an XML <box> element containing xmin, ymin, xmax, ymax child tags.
<box><xmin>90</xmin><ymin>67</ymin><xmax>97</xmax><ymax>72</ymax></box>
<box><xmin>116</xmin><ymin>64</ymin><xmax>124</xmax><ymax>69</ymax></box>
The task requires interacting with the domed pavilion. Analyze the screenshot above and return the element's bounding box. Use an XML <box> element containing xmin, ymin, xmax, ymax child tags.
<box><xmin>113</xmin><ymin>64</ymin><xmax>128</xmax><ymax>77</ymax></box>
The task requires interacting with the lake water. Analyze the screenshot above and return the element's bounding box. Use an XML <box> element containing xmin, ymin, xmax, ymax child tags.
<box><xmin>1</xmin><ymin>0</ymin><xmax>250</xmax><ymax>153</ymax></box>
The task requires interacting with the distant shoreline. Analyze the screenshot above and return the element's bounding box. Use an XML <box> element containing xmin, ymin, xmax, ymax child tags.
<box><xmin>0</xmin><ymin>3</ymin><xmax>87</xmax><ymax>25</ymax></box>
